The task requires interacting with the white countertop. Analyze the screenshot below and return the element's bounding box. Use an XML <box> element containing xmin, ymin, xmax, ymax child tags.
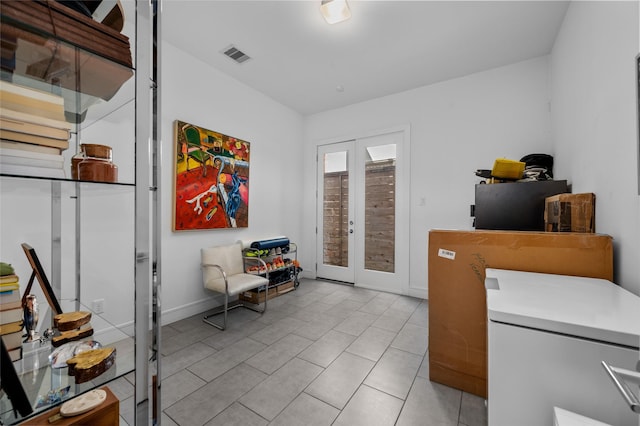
<box><xmin>485</xmin><ymin>268</ymin><xmax>640</xmax><ymax>348</ymax></box>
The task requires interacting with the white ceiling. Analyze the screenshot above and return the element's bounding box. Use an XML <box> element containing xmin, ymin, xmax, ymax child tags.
<box><xmin>161</xmin><ymin>1</ymin><xmax>570</xmax><ymax>116</ymax></box>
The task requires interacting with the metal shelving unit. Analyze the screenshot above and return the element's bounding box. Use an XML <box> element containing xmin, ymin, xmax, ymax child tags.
<box><xmin>0</xmin><ymin>1</ymin><xmax>160</xmax><ymax>424</ymax></box>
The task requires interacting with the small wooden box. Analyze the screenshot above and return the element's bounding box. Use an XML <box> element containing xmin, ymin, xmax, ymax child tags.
<box><xmin>20</xmin><ymin>386</ymin><xmax>119</xmax><ymax>426</ymax></box>
<box><xmin>545</xmin><ymin>193</ymin><xmax>595</xmax><ymax>233</ymax></box>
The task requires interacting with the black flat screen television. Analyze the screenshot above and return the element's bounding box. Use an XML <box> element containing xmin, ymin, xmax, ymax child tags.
<box><xmin>474</xmin><ymin>180</ymin><xmax>569</xmax><ymax>231</ymax></box>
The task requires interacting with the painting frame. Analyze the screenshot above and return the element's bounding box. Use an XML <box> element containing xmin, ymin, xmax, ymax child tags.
<box><xmin>1</xmin><ymin>338</ymin><xmax>33</xmax><ymax>418</ymax></box>
<box><xmin>21</xmin><ymin>242</ymin><xmax>62</xmax><ymax>316</ymax></box>
<box><xmin>172</xmin><ymin>120</ymin><xmax>251</xmax><ymax>231</ymax></box>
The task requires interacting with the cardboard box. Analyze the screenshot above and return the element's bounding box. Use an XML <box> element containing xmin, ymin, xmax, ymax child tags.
<box><xmin>545</xmin><ymin>193</ymin><xmax>596</xmax><ymax>233</ymax></box>
<box><xmin>239</xmin><ymin>280</ymin><xmax>295</xmax><ymax>304</ymax></box>
<box><xmin>428</xmin><ymin>230</ymin><xmax>613</xmax><ymax>398</ymax></box>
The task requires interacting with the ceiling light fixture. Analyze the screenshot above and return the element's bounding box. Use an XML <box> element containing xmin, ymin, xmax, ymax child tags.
<box><xmin>320</xmin><ymin>0</ymin><xmax>351</xmax><ymax>25</ymax></box>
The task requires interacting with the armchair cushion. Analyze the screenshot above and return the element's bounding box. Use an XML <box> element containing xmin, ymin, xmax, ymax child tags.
<box><xmin>201</xmin><ymin>243</ymin><xmax>268</xmax><ymax>295</ymax></box>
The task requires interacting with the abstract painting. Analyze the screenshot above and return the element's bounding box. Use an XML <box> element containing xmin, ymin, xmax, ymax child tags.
<box><xmin>173</xmin><ymin>120</ymin><xmax>250</xmax><ymax>230</ymax></box>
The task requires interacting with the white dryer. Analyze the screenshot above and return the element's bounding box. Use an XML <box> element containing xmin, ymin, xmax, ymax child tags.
<box><xmin>485</xmin><ymin>268</ymin><xmax>640</xmax><ymax>426</ymax></box>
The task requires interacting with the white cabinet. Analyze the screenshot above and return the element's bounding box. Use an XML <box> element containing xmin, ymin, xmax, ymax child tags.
<box><xmin>485</xmin><ymin>269</ymin><xmax>640</xmax><ymax>426</ymax></box>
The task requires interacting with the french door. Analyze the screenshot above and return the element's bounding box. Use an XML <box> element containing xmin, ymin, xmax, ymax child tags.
<box><xmin>316</xmin><ymin>129</ymin><xmax>409</xmax><ymax>294</ymax></box>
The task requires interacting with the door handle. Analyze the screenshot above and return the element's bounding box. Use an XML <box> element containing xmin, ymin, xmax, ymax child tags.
<box><xmin>601</xmin><ymin>360</ymin><xmax>640</xmax><ymax>414</ymax></box>
<box><xmin>349</xmin><ymin>229</ymin><xmax>353</xmax><ymax>234</ymax></box>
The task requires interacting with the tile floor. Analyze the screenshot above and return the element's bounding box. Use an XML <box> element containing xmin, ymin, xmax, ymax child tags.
<box><xmin>113</xmin><ymin>278</ymin><xmax>488</xmax><ymax>426</ymax></box>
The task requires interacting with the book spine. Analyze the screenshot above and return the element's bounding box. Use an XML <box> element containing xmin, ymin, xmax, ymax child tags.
<box><xmin>0</xmin><ymin>147</ymin><xmax>65</xmax><ymax>162</ymax></box>
<box><xmin>0</xmin><ymin>117</ymin><xmax>70</xmax><ymax>140</ymax></box>
<box><xmin>0</xmin><ymin>291</ymin><xmax>21</xmax><ymax>304</ymax></box>
<box><xmin>0</xmin><ymin>107</ymin><xmax>72</xmax><ymax>130</ymax></box>
<box><xmin>0</xmin><ymin>163</ymin><xmax>67</xmax><ymax>178</ymax></box>
<box><xmin>1</xmin><ymin>330</ymin><xmax>23</xmax><ymax>347</ymax></box>
<box><xmin>0</xmin><ymin>91</ymin><xmax>64</xmax><ymax>114</ymax></box>
<box><xmin>0</xmin><ymin>309</ymin><xmax>22</xmax><ymax>324</ymax></box>
<box><xmin>0</xmin><ymin>155</ymin><xmax>64</xmax><ymax>169</ymax></box>
<box><xmin>0</xmin><ymin>274</ymin><xmax>19</xmax><ymax>284</ymax></box>
<box><xmin>0</xmin><ymin>101</ymin><xmax>66</xmax><ymax>122</ymax></box>
<box><xmin>0</xmin><ymin>79</ymin><xmax>64</xmax><ymax>105</ymax></box>
<box><xmin>0</xmin><ymin>283</ymin><xmax>19</xmax><ymax>292</ymax></box>
<box><xmin>0</xmin><ymin>140</ymin><xmax>62</xmax><ymax>156</ymax></box>
<box><xmin>0</xmin><ymin>300</ymin><xmax>22</xmax><ymax>311</ymax></box>
<box><xmin>0</xmin><ymin>130</ymin><xmax>70</xmax><ymax>149</ymax></box>
<box><xmin>0</xmin><ymin>320</ymin><xmax>23</xmax><ymax>335</ymax></box>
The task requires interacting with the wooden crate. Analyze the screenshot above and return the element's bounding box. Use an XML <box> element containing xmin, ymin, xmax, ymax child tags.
<box><xmin>239</xmin><ymin>280</ymin><xmax>294</xmax><ymax>304</ymax></box>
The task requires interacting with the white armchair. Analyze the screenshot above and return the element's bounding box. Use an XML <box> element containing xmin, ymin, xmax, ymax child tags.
<box><xmin>201</xmin><ymin>242</ymin><xmax>269</xmax><ymax>330</ymax></box>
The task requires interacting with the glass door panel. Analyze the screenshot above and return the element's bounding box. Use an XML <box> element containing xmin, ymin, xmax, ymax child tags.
<box><xmin>364</xmin><ymin>144</ymin><xmax>396</xmax><ymax>273</ymax></box>
<box><xmin>316</xmin><ymin>142</ymin><xmax>354</xmax><ymax>282</ymax></box>
<box><xmin>323</xmin><ymin>151</ymin><xmax>349</xmax><ymax>267</ymax></box>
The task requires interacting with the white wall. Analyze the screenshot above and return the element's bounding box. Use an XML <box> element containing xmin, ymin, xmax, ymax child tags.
<box><xmin>302</xmin><ymin>56</ymin><xmax>554</xmax><ymax>298</ymax></box>
<box><xmin>551</xmin><ymin>1</ymin><xmax>640</xmax><ymax>296</ymax></box>
<box><xmin>159</xmin><ymin>41</ymin><xmax>305</xmax><ymax>323</ymax></box>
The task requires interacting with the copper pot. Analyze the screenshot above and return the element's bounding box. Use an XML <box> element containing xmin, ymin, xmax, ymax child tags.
<box><xmin>71</xmin><ymin>144</ymin><xmax>118</xmax><ymax>182</ymax></box>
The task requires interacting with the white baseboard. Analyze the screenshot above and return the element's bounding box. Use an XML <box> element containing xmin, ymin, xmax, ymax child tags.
<box><xmin>408</xmin><ymin>287</ymin><xmax>427</xmax><ymax>300</ymax></box>
<box><xmin>353</xmin><ymin>282</ymin><xmax>426</xmax><ymax>300</ymax></box>
<box><xmin>302</xmin><ymin>270</ymin><xmax>316</xmax><ymax>279</ymax></box>
<box><xmin>160</xmin><ymin>296</ymin><xmax>221</xmax><ymax>326</ymax></box>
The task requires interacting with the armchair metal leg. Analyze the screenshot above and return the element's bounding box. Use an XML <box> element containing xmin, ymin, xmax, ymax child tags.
<box><xmin>242</xmin><ymin>285</ymin><xmax>268</xmax><ymax>315</ymax></box>
<box><xmin>202</xmin><ymin>286</ymin><xmax>268</xmax><ymax>330</ymax></box>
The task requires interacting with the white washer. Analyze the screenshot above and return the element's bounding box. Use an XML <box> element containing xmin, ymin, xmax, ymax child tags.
<box><xmin>554</xmin><ymin>407</ymin><xmax>612</xmax><ymax>426</ymax></box>
<box><xmin>485</xmin><ymin>268</ymin><xmax>640</xmax><ymax>426</ymax></box>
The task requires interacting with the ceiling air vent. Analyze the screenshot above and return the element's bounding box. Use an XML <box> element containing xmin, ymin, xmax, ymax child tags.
<box><xmin>222</xmin><ymin>45</ymin><xmax>251</xmax><ymax>64</ymax></box>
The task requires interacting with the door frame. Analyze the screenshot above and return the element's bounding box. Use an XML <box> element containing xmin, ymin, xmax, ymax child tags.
<box><xmin>314</xmin><ymin>124</ymin><xmax>411</xmax><ymax>295</ymax></box>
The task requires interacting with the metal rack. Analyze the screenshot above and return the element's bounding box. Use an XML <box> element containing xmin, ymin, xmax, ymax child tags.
<box><xmin>243</xmin><ymin>242</ymin><xmax>301</xmax><ymax>293</ymax></box>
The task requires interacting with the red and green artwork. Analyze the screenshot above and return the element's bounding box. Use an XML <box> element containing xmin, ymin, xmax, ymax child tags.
<box><xmin>173</xmin><ymin>120</ymin><xmax>250</xmax><ymax>231</ymax></box>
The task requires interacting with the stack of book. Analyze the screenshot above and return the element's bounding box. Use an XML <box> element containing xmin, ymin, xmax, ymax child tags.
<box><xmin>1</xmin><ymin>0</ymin><xmax>134</xmax><ymax>102</ymax></box>
<box><xmin>0</xmin><ymin>271</ymin><xmax>23</xmax><ymax>362</ymax></box>
<box><xmin>0</xmin><ymin>79</ymin><xmax>70</xmax><ymax>178</ymax></box>
<box><xmin>1</xmin><ymin>0</ymin><xmax>132</xmax><ymax>69</ymax></box>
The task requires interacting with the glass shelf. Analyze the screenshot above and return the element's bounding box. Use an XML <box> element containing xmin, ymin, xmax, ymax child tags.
<box><xmin>0</xmin><ymin>291</ymin><xmax>135</xmax><ymax>424</ymax></box>
<box><xmin>1</xmin><ymin>5</ymin><xmax>136</xmax><ymax>185</ymax></box>
<box><xmin>0</xmin><ymin>177</ymin><xmax>136</xmax><ymax>423</ymax></box>
<box><xmin>0</xmin><ymin>336</ymin><xmax>134</xmax><ymax>425</ymax></box>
